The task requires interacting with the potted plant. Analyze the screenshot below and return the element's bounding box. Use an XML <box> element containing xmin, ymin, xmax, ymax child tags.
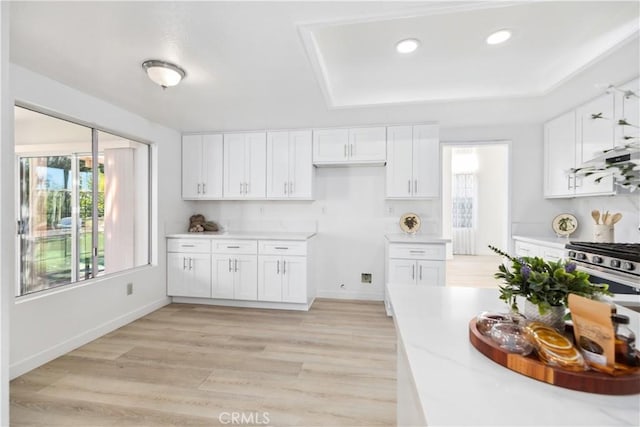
<box><xmin>488</xmin><ymin>245</ymin><xmax>611</xmax><ymax>329</ymax></box>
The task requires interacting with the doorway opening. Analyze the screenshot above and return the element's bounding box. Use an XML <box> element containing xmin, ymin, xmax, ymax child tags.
<box><xmin>441</xmin><ymin>141</ymin><xmax>510</xmax><ymax>288</ymax></box>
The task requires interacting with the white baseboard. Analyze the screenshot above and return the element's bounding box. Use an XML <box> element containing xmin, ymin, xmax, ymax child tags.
<box><xmin>10</xmin><ymin>297</ymin><xmax>170</xmax><ymax>379</ymax></box>
<box><xmin>316</xmin><ymin>290</ymin><xmax>384</xmax><ymax>301</ymax></box>
<box><xmin>172</xmin><ymin>297</ymin><xmax>312</xmax><ymax>311</ymax></box>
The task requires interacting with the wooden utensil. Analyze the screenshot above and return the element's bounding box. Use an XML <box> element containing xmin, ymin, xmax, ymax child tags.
<box><xmin>610</xmin><ymin>213</ymin><xmax>623</xmax><ymax>225</ymax></box>
<box><xmin>591</xmin><ymin>210</ymin><xmax>600</xmax><ymax>225</ymax></box>
<box><xmin>602</xmin><ymin>211</ymin><xmax>610</xmax><ymax>226</ymax></box>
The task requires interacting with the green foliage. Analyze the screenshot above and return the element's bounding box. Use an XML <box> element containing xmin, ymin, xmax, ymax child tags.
<box><xmin>488</xmin><ymin>245</ymin><xmax>611</xmax><ymax>314</ymax></box>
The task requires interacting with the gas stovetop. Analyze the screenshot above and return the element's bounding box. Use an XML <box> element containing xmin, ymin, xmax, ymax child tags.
<box><xmin>565</xmin><ymin>242</ymin><xmax>639</xmax><ymax>279</ymax></box>
<box><xmin>565</xmin><ymin>242</ymin><xmax>640</xmax><ymax>263</ymax></box>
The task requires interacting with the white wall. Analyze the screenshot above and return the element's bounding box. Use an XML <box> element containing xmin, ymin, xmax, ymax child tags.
<box><xmin>1</xmin><ymin>2</ymin><xmax>11</xmax><ymax>424</ymax></box>
<box><xmin>8</xmin><ymin>65</ymin><xmax>189</xmax><ymax>378</ymax></box>
<box><xmin>193</xmin><ymin>167</ymin><xmax>439</xmax><ymax>300</ymax></box>
<box><xmin>475</xmin><ymin>145</ymin><xmax>509</xmax><ymax>254</ymax></box>
<box><xmin>567</xmin><ymin>195</ymin><xmax>640</xmax><ymax>243</ymax></box>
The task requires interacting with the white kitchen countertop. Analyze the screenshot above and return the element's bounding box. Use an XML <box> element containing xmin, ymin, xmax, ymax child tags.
<box><xmin>166</xmin><ymin>231</ymin><xmax>316</xmax><ymax>241</ymax></box>
<box><xmin>512</xmin><ymin>234</ymin><xmax>572</xmax><ymax>249</ymax></box>
<box><xmin>387</xmin><ymin>284</ymin><xmax>639</xmax><ymax>426</ymax></box>
<box><xmin>386</xmin><ymin>233</ymin><xmax>451</xmax><ymax>244</ymax></box>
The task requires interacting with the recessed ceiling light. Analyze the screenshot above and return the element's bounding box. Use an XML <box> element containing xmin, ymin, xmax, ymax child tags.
<box><xmin>486</xmin><ymin>29</ymin><xmax>512</xmax><ymax>45</ymax></box>
<box><xmin>142</xmin><ymin>60</ymin><xmax>186</xmax><ymax>89</ymax></box>
<box><xmin>396</xmin><ymin>38</ymin><xmax>420</xmax><ymax>54</ymax></box>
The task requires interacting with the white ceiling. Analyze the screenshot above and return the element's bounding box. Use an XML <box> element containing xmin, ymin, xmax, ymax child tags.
<box><xmin>9</xmin><ymin>1</ymin><xmax>640</xmax><ymax>133</ymax></box>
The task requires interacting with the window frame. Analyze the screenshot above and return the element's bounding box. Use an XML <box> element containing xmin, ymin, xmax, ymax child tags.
<box><xmin>14</xmin><ymin>102</ymin><xmax>153</xmax><ymax>298</ymax></box>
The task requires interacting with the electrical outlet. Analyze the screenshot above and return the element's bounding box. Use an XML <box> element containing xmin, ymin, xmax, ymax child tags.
<box><xmin>126</xmin><ymin>282</ymin><xmax>133</xmax><ymax>295</ymax></box>
<box><xmin>340</xmin><ymin>283</ymin><xmax>345</xmax><ymax>289</ymax></box>
<box><xmin>361</xmin><ymin>273</ymin><xmax>372</xmax><ymax>284</ymax></box>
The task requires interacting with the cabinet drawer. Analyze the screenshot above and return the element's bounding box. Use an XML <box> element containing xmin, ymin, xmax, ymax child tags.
<box><xmin>212</xmin><ymin>240</ymin><xmax>258</xmax><ymax>254</ymax></box>
<box><xmin>541</xmin><ymin>247</ymin><xmax>566</xmax><ymax>262</ymax></box>
<box><xmin>388</xmin><ymin>243</ymin><xmax>445</xmax><ymax>260</ymax></box>
<box><xmin>167</xmin><ymin>239</ymin><xmax>211</xmax><ymax>253</ymax></box>
<box><xmin>514</xmin><ymin>241</ymin><xmax>539</xmax><ymax>258</ymax></box>
<box><xmin>258</xmin><ymin>240</ymin><xmax>307</xmax><ymax>256</ymax></box>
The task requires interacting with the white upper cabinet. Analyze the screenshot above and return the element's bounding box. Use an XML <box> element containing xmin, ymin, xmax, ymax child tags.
<box><xmin>544</xmin><ymin>111</ymin><xmax>577</xmax><ymax>198</ymax></box>
<box><xmin>386</xmin><ymin>124</ymin><xmax>439</xmax><ymax>199</ymax></box>
<box><xmin>182</xmin><ymin>134</ymin><xmax>223</xmax><ymax>199</ymax></box>
<box><xmin>616</xmin><ymin>77</ymin><xmax>639</xmax><ymax>144</ymax></box>
<box><xmin>575</xmin><ymin>93</ymin><xmax>615</xmax><ymax>195</ymax></box>
<box><xmin>544</xmin><ymin>92</ymin><xmax>616</xmax><ymax>198</ymax></box>
<box><xmin>312</xmin><ymin>127</ymin><xmax>386</xmax><ymax>165</ymax></box>
<box><xmin>266</xmin><ymin>130</ymin><xmax>313</xmax><ymax>199</ymax></box>
<box><xmin>223</xmin><ymin>132</ymin><xmax>266</xmax><ymax>199</ymax></box>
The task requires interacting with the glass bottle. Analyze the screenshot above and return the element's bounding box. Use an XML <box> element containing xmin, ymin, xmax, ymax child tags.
<box><xmin>611</xmin><ymin>314</ymin><xmax>639</xmax><ymax>367</ymax></box>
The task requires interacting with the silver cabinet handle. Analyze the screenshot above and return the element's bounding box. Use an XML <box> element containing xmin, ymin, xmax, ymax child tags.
<box><xmin>412</xmin><ymin>264</ymin><xmax>415</xmax><ymax>280</ymax></box>
<box><xmin>189</xmin><ymin>257</ymin><xmax>193</xmax><ymax>270</ymax></box>
<box><xmin>409</xmin><ymin>250</ymin><xmax>425</xmax><ymax>254</ymax></box>
<box><xmin>419</xmin><ymin>265</ymin><xmax>423</xmax><ymax>280</ymax></box>
<box><xmin>274</xmin><ymin>247</ymin><xmax>288</xmax><ymax>250</ymax></box>
<box><xmin>414</xmin><ymin>179</ymin><xmax>417</xmax><ymax>193</ymax></box>
<box><xmin>277</xmin><ymin>260</ymin><xmax>280</xmax><ymax>274</ymax></box>
<box><xmin>234</xmin><ymin>259</ymin><xmax>238</xmax><ymax>272</ymax></box>
<box><xmin>228</xmin><ymin>258</ymin><xmax>232</xmax><ymax>272</ymax></box>
<box><xmin>289</xmin><ymin>181</ymin><xmax>294</xmax><ymax>195</ymax></box>
<box><xmin>408</xmin><ymin>180</ymin><xmax>411</xmax><ymax>194</ymax></box>
<box><xmin>202</xmin><ymin>183</ymin><xmax>206</xmax><ymax>194</ymax></box>
<box><xmin>284</xmin><ymin>182</ymin><xmax>287</xmax><ymax>194</ymax></box>
<box><xmin>574</xmin><ymin>176</ymin><xmax>581</xmax><ymax>188</ymax></box>
<box><xmin>245</xmin><ymin>182</ymin><xmax>249</xmax><ymax>194</ymax></box>
<box><xmin>240</xmin><ymin>182</ymin><xmax>243</xmax><ymax>193</ymax></box>
<box><xmin>197</xmin><ymin>183</ymin><xmax>201</xmax><ymax>194</ymax></box>
<box><xmin>183</xmin><ymin>257</ymin><xmax>187</xmax><ymax>270</ymax></box>
<box><xmin>227</xmin><ymin>246</ymin><xmax>240</xmax><ymax>249</ymax></box>
<box><xmin>350</xmin><ymin>144</ymin><xmax>354</xmax><ymax>157</ymax></box>
<box><xmin>181</xmin><ymin>244</ymin><xmax>195</xmax><ymax>248</ymax></box>
<box><xmin>283</xmin><ymin>260</ymin><xmax>286</xmax><ymax>275</ymax></box>
<box><xmin>344</xmin><ymin>144</ymin><xmax>347</xmax><ymax>158</ymax></box>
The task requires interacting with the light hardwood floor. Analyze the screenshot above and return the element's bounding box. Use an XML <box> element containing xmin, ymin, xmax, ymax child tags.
<box><xmin>446</xmin><ymin>254</ymin><xmax>502</xmax><ymax>288</ymax></box>
<box><xmin>11</xmin><ymin>299</ymin><xmax>396</xmax><ymax>426</ymax></box>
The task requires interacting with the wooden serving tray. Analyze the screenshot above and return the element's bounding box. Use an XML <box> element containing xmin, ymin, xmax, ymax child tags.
<box><xmin>468</xmin><ymin>318</ymin><xmax>640</xmax><ymax>395</ymax></box>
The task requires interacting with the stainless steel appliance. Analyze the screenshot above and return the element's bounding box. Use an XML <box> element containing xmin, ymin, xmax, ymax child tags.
<box><xmin>565</xmin><ymin>242</ymin><xmax>640</xmax><ymax>295</ymax></box>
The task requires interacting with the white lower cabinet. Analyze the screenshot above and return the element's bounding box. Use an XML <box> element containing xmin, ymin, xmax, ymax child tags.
<box><xmin>211</xmin><ymin>255</ymin><xmax>257</xmax><ymax>300</ymax></box>
<box><xmin>388</xmin><ymin>259</ymin><xmax>444</xmax><ymax>286</ymax></box>
<box><xmin>513</xmin><ymin>237</ymin><xmax>566</xmax><ymax>262</ymax></box>
<box><xmin>258</xmin><ymin>255</ymin><xmax>307</xmax><ymax>303</ymax></box>
<box><xmin>169</xmin><ymin>236</ymin><xmax>313</xmax><ymax>309</ymax></box>
<box><xmin>167</xmin><ymin>252</ymin><xmax>212</xmax><ymax>298</ymax></box>
<box><xmin>211</xmin><ymin>241</ymin><xmax>258</xmax><ymax>300</ymax></box>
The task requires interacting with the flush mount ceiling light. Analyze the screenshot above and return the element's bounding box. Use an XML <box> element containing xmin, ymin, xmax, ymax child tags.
<box><xmin>142</xmin><ymin>60</ymin><xmax>186</xmax><ymax>89</ymax></box>
<box><xmin>396</xmin><ymin>38</ymin><xmax>420</xmax><ymax>54</ymax></box>
<box><xmin>486</xmin><ymin>29</ymin><xmax>512</xmax><ymax>45</ymax></box>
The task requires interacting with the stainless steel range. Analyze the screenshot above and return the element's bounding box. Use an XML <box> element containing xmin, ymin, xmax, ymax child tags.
<box><xmin>565</xmin><ymin>242</ymin><xmax>640</xmax><ymax>295</ymax></box>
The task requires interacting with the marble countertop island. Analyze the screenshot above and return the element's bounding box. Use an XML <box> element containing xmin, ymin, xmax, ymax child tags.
<box><xmin>387</xmin><ymin>284</ymin><xmax>640</xmax><ymax>426</ymax></box>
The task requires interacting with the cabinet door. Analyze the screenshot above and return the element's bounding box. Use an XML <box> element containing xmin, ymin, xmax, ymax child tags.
<box><xmin>181</xmin><ymin>135</ymin><xmax>202</xmax><ymax>199</ymax></box>
<box><xmin>576</xmin><ymin>94</ymin><xmax>614</xmax><ymax>195</ymax></box>
<box><xmin>234</xmin><ymin>255</ymin><xmax>258</xmax><ymax>301</ymax></box>
<box><xmin>544</xmin><ymin>111</ymin><xmax>576</xmax><ymax>197</ymax></box>
<box><xmin>257</xmin><ymin>256</ymin><xmax>282</xmax><ymax>302</ymax></box>
<box><xmin>201</xmin><ymin>134</ymin><xmax>223</xmax><ymax>198</ymax></box>
<box><xmin>282</xmin><ymin>256</ymin><xmax>307</xmax><ymax>303</ymax></box>
<box><xmin>244</xmin><ymin>132</ymin><xmax>266</xmax><ymax>198</ymax></box>
<box><xmin>266</xmin><ymin>131</ymin><xmax>290</xmax><ymax>198</ymax></box>
<box><xmin>412</xmin><ymin>125</ymin><xmax>440</xmax><ymax>198</ymax></box>
<box><xmin>223</xmin><ymin>133</ymin><xmax>246</xmax><ymax>198</ymax></box>
<box><xmin>349</xmin><ymin>127</ymin><xmax>386</xmax><ymax>161</ymax></box>
<box><xmin>288</xmin><ymin>130</ymin><xmax>313</xmax><ymax>199</ymax></box>
<box><xmin>416</xmin><ymin>260</ymin><xmax>444</xmax><ymax>286</ymax></box>
<box><xmin>212</xmin><ymin>254</ymin><xmax>235</xmax><ymax>299</ymax></box>
<box><xmin>388</xmin><ymin>259</ymin><xmax>417</xmax><ymax>285</ymax></box>
<box><xmin>313</xmin><ymin>129</ymin><xmax>349</xmax><ymax>163</ymax></box>
<box><xmin>618</xmin><ymin>78</ymin><xmax>639</xmax><ymax>143</ymax></box>
<box><xmin>386</xmin><ymin>126</ymin><xmax>414</xmax><ymax>198</ymax></box>
<box><xmin>167</xmin><ymin>253</ymin><xmax>188</xmax><ymax>296</ymax></box>
<box><xmin>188</xmin><ymin>253</ymin><xmax>212</xmax><ymax>297</ymax></box>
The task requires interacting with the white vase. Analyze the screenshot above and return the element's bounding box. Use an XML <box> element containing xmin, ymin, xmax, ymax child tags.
<box><xmin>523</xmin><ymin>300</ymin><xmax>566</xmax><ymax>331</ymax></box>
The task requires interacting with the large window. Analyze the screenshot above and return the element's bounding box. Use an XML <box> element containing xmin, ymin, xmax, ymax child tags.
<box><xmin>15</xmin><ymin>106</ymin><xmax>150</xmax><ymax>296</ymax></box>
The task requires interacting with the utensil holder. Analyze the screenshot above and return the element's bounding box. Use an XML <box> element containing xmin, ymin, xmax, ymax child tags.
<box><xmin>593</xmin><ymin>224</ymin><xmax>614</xmax><ymax>243</ymax></box>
